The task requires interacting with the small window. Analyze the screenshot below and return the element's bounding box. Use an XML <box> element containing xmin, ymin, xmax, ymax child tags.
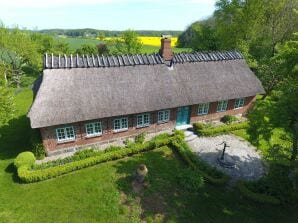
<box><xmin>113</xmin><ymin>117</ymin><xmax>128</xmax><ymax>132</ymax></box>
<box><xmin>56</xmin><ymin>126</ymin><xmax>75</xmax><ymax>142</ymax></box>
<box><xmin>136</xmin><ymin>113</ymin><xmax>150</xmax><ymax>128</ymax></box>
<box><xmin>158</xmin><ymin>110</ymin><xmax>170</xmax><ymax>123</ymax></box>
<box><xmin>198</xmin><ymin>103</ymin><xmax>209</xmax><ymax>115</ymax></box>
<box><xmin>85</xmin><ymin>122</ymin><xmax>102</xmax><ymax>137</ymax></box>
<box><xmin>234</xmin><ymin>98</ymin><xmax>245</xmax><ymax>109</ymax></box>
<box><xmin>216</xmin><ymin>100</ymin><xmax>228</xmax><ymax>112</ymax></box>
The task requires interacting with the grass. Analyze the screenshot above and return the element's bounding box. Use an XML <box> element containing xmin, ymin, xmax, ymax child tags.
<box><xmin>0</xmin><ymin>89</ymin><xmax>297</xmax><ymax>222</ymax></box>
<box><xmin>56</xmin><ymin>36</ymin><xmax>191</xmax><ymax>54</ymax></box>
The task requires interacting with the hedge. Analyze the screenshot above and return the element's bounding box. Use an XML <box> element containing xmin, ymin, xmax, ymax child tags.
<box><xmin>237</xmin><ymin>181</ymin><xmax>280</xmax><ymax>205</ymax></box>
<box><xmin>193</xmin><ymin>122</ymin><xmax>248</xmax><ymax>136</ymax></box>
<box><xmin>17</xmin><ymin>133</ymin><xmax>171</xmax><ymax>183</ymax></box>
<box><xmin>14</xmin><ymin>152</ymin><xmax>36</xmax><ymax>169</ymax></box>
<box><xmin>170</xmin><ymin>136</ymin><xmax>229</xmax><ymax>185</ymax></box>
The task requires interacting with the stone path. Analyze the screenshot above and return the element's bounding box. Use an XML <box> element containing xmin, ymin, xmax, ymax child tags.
<box><xmin>185</xmin><ymin>131</ymin><xmax>265</xmax><ymax>181</ymax></box>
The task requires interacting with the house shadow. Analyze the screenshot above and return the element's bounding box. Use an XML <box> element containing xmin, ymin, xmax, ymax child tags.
<box><xmin>0</xmin><ymin>115</ymin><xmax>32</xmax><ymax>183</ymax></box>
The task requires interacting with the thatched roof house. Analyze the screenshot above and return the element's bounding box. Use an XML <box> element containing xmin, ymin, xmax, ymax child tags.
<box><xmin>28</xmin><ymin>37</ymin><xmax>264</xmax><ymax>154</ymax></box>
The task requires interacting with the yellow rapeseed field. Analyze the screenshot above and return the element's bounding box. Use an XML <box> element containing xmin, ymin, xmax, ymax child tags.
<box><xmin>100</xmin><ymin>36</ymin><xmax>177</xmax><ymax>46</ymax></box>
<box><xmin>138</xmin><ymin>36</ymin><xmax>177</xmax><ymax>47</ymax></box>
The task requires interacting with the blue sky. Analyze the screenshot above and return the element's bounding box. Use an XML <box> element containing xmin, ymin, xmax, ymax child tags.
<box><xmin>0</xmin><ymin>0</ymin><xmax>216</xmax><ymax>30</ymax></box>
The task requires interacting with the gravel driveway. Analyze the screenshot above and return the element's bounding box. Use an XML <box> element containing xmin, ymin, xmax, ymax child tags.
<box><xmin>187</xmin><ymin>134</ymin><xmax>265</xmax><ymax>181</ymax></box>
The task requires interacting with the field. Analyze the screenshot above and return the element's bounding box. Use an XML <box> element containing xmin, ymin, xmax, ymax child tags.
<box><xmin>56</xmin><ymin>36</ymin><xmax>190</xmax><ymax>54</ymax></box>
<box><xmin>0</xmin><ymin>88</ymin><xmax>297</xmax><ymax>222</ymax></box>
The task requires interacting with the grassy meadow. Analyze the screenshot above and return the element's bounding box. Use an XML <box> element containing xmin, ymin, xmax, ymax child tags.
<box><xmin>0</xmin><ymin>89</ymin><xmax>297</xmax><ymax>222</ymax></box>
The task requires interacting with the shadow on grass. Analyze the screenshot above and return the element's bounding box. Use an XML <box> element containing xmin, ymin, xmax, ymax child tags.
<box><xmin>0</xmin><ymin>115</ymin><xmax>32</xmax><ymax>160</ymax></box>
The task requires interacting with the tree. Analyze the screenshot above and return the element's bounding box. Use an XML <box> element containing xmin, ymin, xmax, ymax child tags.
<box><xmin>75</xmin><ymin>44</ymin><xmax>97</xmax><ymax>55</ymax></box>
<box><xmin>247</xmin><ymin>38</ymin><xmax>298</xmax><ymax>161</ymax></box>
<box><xmin>177</xmin><ymin>20</ymin><xmax>220</xmax><ymax>51</ymax></box>
<box><xmin>114</xmin><ymin>30</ymin><xmax>142</xmax><ymax>54</ymax></box>
<box><xmin>0</xmin><ymin>73</ymin><xmax>14</xmax><ymax>126</ymax></box>
<box><xmin>0</xmin><ymin>27</ymin><xmax>40</xmax><ymax>87</ymax></box>
<box><xmin>53</xmin><ymin>41</ymin><xmax>70</xmax><ymax>55</ymax></box>
<box><xmin>96</xmin><ymin>43</ymin><xmax>109</xmax><ymax>55</ymax></box>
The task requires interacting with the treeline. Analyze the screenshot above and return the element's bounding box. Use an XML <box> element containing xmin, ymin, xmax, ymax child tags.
<box><xmin>38</xmin><ymin>28</ymin><xmax>182</xmax><ymax>38</ymax></box>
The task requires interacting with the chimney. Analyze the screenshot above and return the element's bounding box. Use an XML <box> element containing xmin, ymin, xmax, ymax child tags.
<box><xmin>159</xmin><ymin>35</ymin><xmax>173</xmax><ymax>61</ymax></box>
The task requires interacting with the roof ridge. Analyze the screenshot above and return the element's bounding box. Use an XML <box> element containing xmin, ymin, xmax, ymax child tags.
<box><xmin>44</xmin><ymin>50</ymin><xmax>243</xmax><ymax>69</ymax></box>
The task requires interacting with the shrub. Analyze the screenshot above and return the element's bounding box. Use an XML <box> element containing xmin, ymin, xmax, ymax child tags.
<box><xmin>237</xmin><ymin>181</ymin><xmax>280</xmax><ymax>205</ymax></box>
<box><xmin>193</xmin><ymin>121</ymin><xmax>248</xmax><ymax>136</ymax></box>
<box><xmin>30</xmin><ymin>129</ymin><xmax>45</xmax><ymax>160</ymax></box>
<box><xmin>170</xmin><ymin>137</ymin><xmax>229</xmax><ymax>185</ymax></box>
<box><xmin>177</xmin><ymin>168</ymin><xmax>204</xmax><ymax>191</ymax></box>
<box><xmin>17</xmin><ymin>133</ymin><xmax>172</xmax><ymax>183</ymax></box>
<box><xmin>14</xmin><ymin>152</ymin><xmax>36</xmax><ymax>169</ymax></box>
<box><xmin>104</xmin><ymin>145</ymin><xmax>122</xmax><ymax>153</ymax></box>
<box><xmin>32</xmin><ymin>143</ymin><xmax>46</xmax><ymax>160</ymax></box>
<box><xmin>135</xmin><ymin>132</ymin><xmax>146</xmax><ymax>144</ymax></box>
<box><xmin>220</xmin><ymin>115</ymin><xmax>238</xmax><ymax>124</ymax></box>
<box><xmin>193</xmin><ymin>122</ymin><xmax>207</xmax><ymax>133</ymax></box>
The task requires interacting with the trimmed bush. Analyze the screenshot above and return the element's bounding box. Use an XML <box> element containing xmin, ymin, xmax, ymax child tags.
<box><xmin>220</xmin><ymin>115</ymin><xmax>238</xmax><ymax>124</ymax></box>
<box><xmin>194</xmin><ymin>121</ymin><xmax>248</xmax><ymax>136</ymax></box>
<box><xmin>170</xmin><ymin>137</ymin><xmax>229</xmax><ymax>185</ymax></box>
<box><xmin>14</xmin><ymin>152</ymin><xmax>36</xmax><ymax>169</ymax></box>
<box><xmin>17</xmin><ymin>133</ymin><xmax>172</xmax><ymax>183</ymax></box>
<box><xmin>237</xmin><ymin>181</ymin><xmax>280</xmax><ymax>205</ymax></box>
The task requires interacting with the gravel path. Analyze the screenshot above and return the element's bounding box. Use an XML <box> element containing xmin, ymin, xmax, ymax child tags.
<box><xmin>187</xmin><ymin>134</ymin><xmax>265</xmax><ymax>181</ymax></box>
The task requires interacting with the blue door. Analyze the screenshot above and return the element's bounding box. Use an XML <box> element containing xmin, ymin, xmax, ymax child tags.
<box><xmin>176</xmin><ymin>106</ymin><xmax>190</xmax><ymax>126</ymax></box>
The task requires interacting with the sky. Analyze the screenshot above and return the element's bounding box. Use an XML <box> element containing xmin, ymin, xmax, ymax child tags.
<box><xmin>0</xmin><ymin>0</ymin><xmax>216</xmax><ymax>30</ymax></box>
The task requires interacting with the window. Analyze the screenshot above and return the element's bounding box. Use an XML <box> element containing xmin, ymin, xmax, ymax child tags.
<box><xmin>113</xmin><ymin>117</ymin><xmax>128</xmax><ymax>132</ymax></box>
<box><xmin>56</xmin><ymin>126</ymin><xmax>75</xmax><ymax>142</ymax></box>
<box><xmin>234</xmin><ymin>98</ymin><xmax>245</xmax><ymax>109</ymax></box>
<box><xmin>216</xmin><ymin>100</ymin><xmax>228</xmax><ymax>112</ymax></box>
<box><xmin>158</xmin><ymin>110</ymin><xmax>170</xmax><ymax>123</ymax></box>
<box><xmin>198</xmin><ymin>103</ymin><xmax>209</xmax><ymax>115</ymax></box>
<box><xmin>85</xmin><ymin>122</ymin><xmax>102</xmax><ymax>137</ymax></box>
<box><xmin>137</xmin><ymin>113</ymin><xmax>150</xmax><ymax>128</ymax></box>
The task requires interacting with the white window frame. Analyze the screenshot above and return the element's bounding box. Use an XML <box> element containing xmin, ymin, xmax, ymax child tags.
<box><xmin>216</xmin><ymin>100</ymin><xmax>228</xmax><ymax>112</ymax></box>
<box><xmin>113</xmin><ymin>117</ymin><xmax>128</xmax><ymax>132</ymax></box>
<box><xmin>136</xmin><ymin>113</ymin><xmax>150</xmax><ymax>128</ymax></box>
<box><xmin>234</xmin><ymin>98</ymin><xmax>245</xmax><ymax>109</ymax></box>
<box><xmin>56</xmin><ymin>126</ymin><xmax>75</xmax><ymax>143</ymax></box>
<box><xmin>198</xmin><ymin>103</ymin><xmax>209</xmax><ymax>115</ymax></box>
<box><xmin>85</xmin><ymin>121</ymin><xmax>102</xmax><ymax>137</ymax></box>
<box><xmin>157</xmin><ymin>110</ymin><xmax>170</xmax><ymax>123</ymax></box>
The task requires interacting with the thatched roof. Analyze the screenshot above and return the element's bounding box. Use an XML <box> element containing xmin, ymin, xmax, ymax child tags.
<box><xmin>28</xmin><ymin>51</ymin><xmax>265</xmax><ymax>128</ymax></box>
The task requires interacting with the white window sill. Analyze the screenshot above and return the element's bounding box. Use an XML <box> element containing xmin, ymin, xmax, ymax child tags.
<box><xmin>57</xmin><ymin>139</ymin><xmax>75</xmax><ymax>144</ymax></box>
<box><xmin>136</xmin><ymin>124</ymin><xmax>150</xmax><ymax>129</ymax></box>
<box><xmin>198</xmin><ymin>113</ymin><xmax>208</xmax><ymax>116</ymax></box>
<box><xmin>85</xmin><ymin>133</ymin><xmax>102</xmax><ymax>138</ymax></box>
<box><xmin>113</xmin><ymin>128</ymin><xmax>128</xmax><ymax>133</ymax></box>
<box><xmin>157</xmin><ymin>120</ymin><xmax>169</xmax><ymax>124</ymax></box>
<box><xmin>234</xmin><ymin>107</ymin><xmax>243</xmax><ymax>110</ymax></box>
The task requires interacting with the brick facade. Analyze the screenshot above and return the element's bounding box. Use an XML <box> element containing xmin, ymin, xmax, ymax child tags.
<box><xmin>40</xmin><ymin>96</ymin><xmax>256</xmax><ymax>153</ymax></box>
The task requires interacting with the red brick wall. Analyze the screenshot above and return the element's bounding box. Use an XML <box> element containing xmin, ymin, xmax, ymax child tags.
<box><xmin>40</xmin><ymin>96</ymin><xmax>256</xmax><ymax>153</ymax></box>
<box><xmin>190</xmin><ymin>96</ymin><xmax>255</xmax><ymax>123</ymax></box>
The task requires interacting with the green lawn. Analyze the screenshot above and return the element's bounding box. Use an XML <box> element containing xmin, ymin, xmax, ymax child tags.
<box><xmin>0</xmin><ymin>89</ymin><xmax>297</xmax><ymax>222</ymax></box>
<box><xmin>55</xmin><ymin>36</ymin><xmax>191</xmax><ymax>54</ymax></box>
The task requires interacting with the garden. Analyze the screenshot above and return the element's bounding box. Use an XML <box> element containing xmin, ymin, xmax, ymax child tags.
<box><xmin>0</xmin><ymin>89</ymin><xmax>297</xmax><ymax>222</ymax></box>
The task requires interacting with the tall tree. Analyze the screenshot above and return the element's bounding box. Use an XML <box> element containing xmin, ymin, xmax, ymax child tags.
<box><xmin>115</xmin><ymin>30</ymin><xmax>142</xmax><ymax>54</ymax></box>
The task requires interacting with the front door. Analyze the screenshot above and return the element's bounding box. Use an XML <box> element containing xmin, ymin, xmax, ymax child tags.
<box><xmin>176</xmin><ymin>106</ymin><xmax>190</xmax><ymax>126</ymax></box>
